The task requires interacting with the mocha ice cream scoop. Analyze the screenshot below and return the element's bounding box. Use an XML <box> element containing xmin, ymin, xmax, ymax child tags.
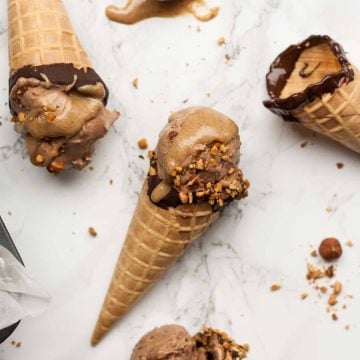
<box><xmin>131</xmin><ymin>325</ymin><xmax>248</xmax><ymax>360</ymax></box>
<box><xmin>149</xmin><ymin>107</ymin><xmax>249</xmax><ymax>209</ymax></box>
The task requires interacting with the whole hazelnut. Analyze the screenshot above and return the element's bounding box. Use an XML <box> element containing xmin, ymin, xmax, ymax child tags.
<box><xmin>319</xmin><ymin>238</ymin><xmax>342</xmax><ymax>261</ymax></box>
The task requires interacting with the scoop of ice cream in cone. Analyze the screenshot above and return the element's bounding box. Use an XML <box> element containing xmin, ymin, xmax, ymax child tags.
<box><xmin>263</xmin><ymin>34</ymin><xmax>360</xmax><ymax>154</ymax></box>
<box><xmin>131</xmin><ymin>324</ymin><xmax>248</xmax><ymax>360</ymax></box>
<box><xmin>91</xmin><ymin>107</ymin><xmax>249</xmax><ymax>345</ymax></box>
<box><xmin>8</xmin><ymin>0</ymin><xmax>119</xmax><ymax>172</ymax></box>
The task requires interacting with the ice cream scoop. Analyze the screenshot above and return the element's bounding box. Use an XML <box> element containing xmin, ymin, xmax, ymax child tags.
<box><xmin>131</xmin><ymin>324</ymin><xmax>248</xmax><ymax>360</ymax></box>
<box><xmin>91</xmin><ymin>107</ymin><xmax>249</xmax><ymax>345</ymax></box>
<box><xmin>8</xmin><ymin>0</ymin><xmax>119</xmax><ymax>172</ymax></box>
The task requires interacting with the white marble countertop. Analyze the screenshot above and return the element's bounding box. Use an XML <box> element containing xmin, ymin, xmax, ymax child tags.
<box><xmin>0</xmin><ymin>0</ymin><xmax>360</xmax><ymax>359</ymax></box>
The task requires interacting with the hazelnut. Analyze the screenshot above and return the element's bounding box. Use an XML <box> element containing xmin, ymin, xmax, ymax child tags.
<box><xmin>137</xmin><ymin>138</ymin><xmax>148</xmax><ymax>150</ymax></box>
<box><xmin>319</xmin><ymin>238</ymin><xmax>342</xmax><ymax>261</ymax></box>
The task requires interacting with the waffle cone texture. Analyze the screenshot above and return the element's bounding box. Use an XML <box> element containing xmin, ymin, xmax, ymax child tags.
<box><xmin>8</xmin><ymin>0</ymin><xmax>92</xmax><ymax>74</ymax></box>
<box><xmin>293</xmin><ymin>68</ymin><xmax>360</xmax><ymax>154</ymax></box>
<box><xmin>91</xmin><ymin>182</ymin><xmax>219</xmax><ymax>345</ymax></box>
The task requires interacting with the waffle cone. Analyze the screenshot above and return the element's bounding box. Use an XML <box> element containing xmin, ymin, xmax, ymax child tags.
<box><xmin>291</xmin><ymin>68</ymin><xmax>360</xmax><ymax>154</ymax></box>
<box><xmin>8</xmin><ymin>0</ymin><xmax>92</xmax><ymax>75</ymax></box>
<box><xmin>91</xmin><ymin>182</ymin><xmax>219</xmax><ymax>345</ymax></box>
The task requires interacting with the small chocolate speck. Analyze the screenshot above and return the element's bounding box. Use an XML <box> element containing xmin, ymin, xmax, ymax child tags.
<box><xmin>300</xmin><ymin>141</ymin><xmax>308</xmax><ymax>148</ymax></box>
<box><xmin>336</xmin><ymin>162</ymin><xmax>344</xmax><ymax>169</ymax></box>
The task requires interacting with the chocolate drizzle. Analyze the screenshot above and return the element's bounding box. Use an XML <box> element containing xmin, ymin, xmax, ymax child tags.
<box><xmin>299</xmin><ymin>62</ymin><xmax>322</xmax><ymax>78</ymax></box>
<box><xmin>263</xmin><ymin>35</ymin><xmax>354</xmax><ymax>121</ymax></box>
<box><xmin>9</xmin><ymin>63</ymin><xmax>109</xmax><ymax>115</ymax></box>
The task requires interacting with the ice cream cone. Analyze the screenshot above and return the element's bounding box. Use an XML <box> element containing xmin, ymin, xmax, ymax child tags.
<box><xmin>263</xmin><ymin>35</ymin><xmax>360</xmax><ymax>154</ymax></box>
<box><xmin>8</xmin><ymin>0</ymin><xmax>92</xmax><ymax>74</ymax></box>
<box><xmin>91</xmin><ymin>181</ymin><xmax>219</xmax><ymax>346</ymax></box>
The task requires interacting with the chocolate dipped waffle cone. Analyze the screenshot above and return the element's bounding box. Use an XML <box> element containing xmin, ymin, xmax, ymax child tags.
<box><xmin>8</xmin><ymin>0</ymin><xmax>118</xmax><ymax>172</ymax></box>
<box><xmin>91</xmin><ymin>107</ymin><xmax>249</xmax><ymax>345</ymax></box>
<box><xmin>263</xmin><ymin>35</ymin><xmax>360</xmax><ymax>154</ymax></box>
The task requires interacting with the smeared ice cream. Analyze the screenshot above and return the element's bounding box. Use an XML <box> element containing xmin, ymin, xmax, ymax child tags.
<box><xmin>148</xmin><ymin>107</ymin><xmax>249</xmax><ymax>208</ymax></box>
<box><xmin>131</xmin><ymin>324</ymin><xmax>248</xmax><ymax>360</ymax></box>
<box><xmin>10</xmin><ymin>77</ymin><xmax>119</xmax><ymax>172</ymax></box>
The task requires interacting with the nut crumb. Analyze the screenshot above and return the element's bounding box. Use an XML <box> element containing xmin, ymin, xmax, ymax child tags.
<box><xmin>336</xmin><ymin>162</ymin><xmax>344</xmax><ymax>169</ymax></box>
<box><xmin>300</xmin><ymin>293</ymin><xmax>308</xmax><ymax>300</ymax></box>
<box><xmin>325</xmin><ymin>265</ymin><xmax>335</xmax><ymax>278</ymax></box>
<box><xmin>319</xmin><ymin>286</ymin><xmax>328</xmax><ymax>294</ymax></box>
<box><xmin>217</xmin><ymin>36</ymin><xmax>225</xmax><ymax>46</ymax></box>
<box><xmin>88</xmin><ymin>227</ymin><xmax>97</xmax><ymax>237</ymax></box>
<box><xmin>300</xmin><ymin>141</ymin><xmax>308</xmax><ymax>148</ymax></box>
<box><xmin>332</xmin><ymin>313</ymin><xmax>338</xmax><ymax>321</ymax></box>
<box><xmin>345</xmin><ymin>324</ymin><xmax>350</xmax><ymax>330</ymax></box>
<box><xmin>333</xmin><ymin>281</ymin><xmax>342</xmax><ymax>295</ymax></box>
<box><xmin>132</xmin><ymin>78</ymin><xmax>138</xmax><ymax>89</ymax></box>
<box><xmin>325</xmin><ymin>206</ymin><xmax>333</xmax><ymax>212</ymax></box>
<box><xmin>345</xmin><ymin>240</ymin><xmax>353</xmax><ymax>247</ymax></box>
<box><xmin>328</xmin><ymin>293</ymin><xmax>337</xmax><ymax>306</ymax></box>
<box><xmin>270</xmin><ymin>284</ymin><xmax>281</xmax><ymax>292</ymax></box>
<box><xmin>310</xmin><ymin>250</ymin><xmax>317</xmax><ymax>257</ymax></box>
<box><xmin>138</xmin><ymin>138</ymin><xmax>148</xmax><ymax>150</ymax></box>
<box><xmin>307</xmin><ymin>263</ymin><xmax>324</xmax><ymax>281</ymax></box>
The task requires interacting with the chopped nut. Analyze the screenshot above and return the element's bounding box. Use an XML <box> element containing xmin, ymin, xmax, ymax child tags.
<box><xmin>35</xmin><ymin>154</ymin><xmax>44</xmax><ymax>164</ymax></box>
<box><xmin>221</xmin><ymin>155</ymin><xmax>229</xmax><ymax>161</ymax></box>
<box><xmin>319</xmin><ymin>238</ymin><xmax>342</xmax><ymax>261</ymax></box>
<box><xmin>214</xmin><ymin>183</ymin><xmax>222</xmax><ymax>193</ymax></box>
<box><xmin>332</xmin><ymin>313</ymin><xmax>338</xmax><ymax>321</ymax></box>
<box><xmin>179</xmin><ymin>192</ymin><xmax>189</xmax><ymax>204</ymax></box>
<box><xmin>137</xmin><ymin>138</ymin><xmax>148</xmax><ymax>149</ymax></box>
<box><xmin>325</xmin><ymin>206</ymin><xmax>333</xmax><ymax>212</ymax></box>
<box><xmin>270</xmin><ymin>284</ymin><xmax>281</xmax><ymax>292</ymax></box>
<box><xmin>17</xmin><ymin>111</ymin><xmax>26</xmax><ymax>122</ymax></box>
<box><xmin>325</xmin><ymin>265</ymin><xmax>335</xmax><ymax>278</ymax></box>
<box><xmin>48</xmin><ymin>161</ymin><xmax>64</xmax><ymax>173</ymax></box>
<box><xmin>210</xmin><ymin>145</ymin><xmax>218</xmax><ymax>155</ymax></box>
<box><xmin>132</xmin><ymin>78</ymin><xmax>138</xmax><ymax>89</ymax></box>
<box><xmin>220</xmin><ymin>144</ymin><xmax>228</xmax><ymax>153</ymax></box>
<box><xmin>328</xmin><ymin>293</ymin><xmax>337</xmax><ymax>306</ymax></box>
<box><xmin>210</xmin><ymin>158</ymin><xmax>217</xmax><ymax>166</ymax></box>
<box><xmin>227</xmin><ymin>167</ymin><xmax>235</xmax><ymax>175</ymax></box>
<box><xmin>333</xmin><ymin>281</ymin><xmax>342</xmax><ymax>295</ymax></box>
<box><xmin>306</xmin><ymin>264</ymin><xmax>325</xmax><ymax>281</ymax></box>
<box><xmin>320</xmin><ymin>286</ymin><xmax>328</xmax><ymax>294</ymax></box>
<box><xmin>300</xmin><ymin>293</ymin><xmax>308</xmax><ymax>300</ymax></box>
<box><xmin>206</xmin><ymin>182</ymin><xmax>212</xmax><ymax>189</ymax></box>
<box><xmin>345</xmin><ymin>240</ymin><xmax>353</xmax><ymax>247</ymax></box>
<box><xmin>310</xmin><ymin>250</ymin><xmax>317</xmax><ymax>257</ymax></box>
<box><xmin>175</xmin><ymin>166</ymin><xmax>182</xmax><ymax>173</ymax></box>
<box><xmin>188</xmin><ymin>192</ymin><xmax>193</xmax><ymax>204</ymax></box>
<box><xmin>148</xmin><ymin>167</ymin><xmax>157</xmax><ymax>176</ymax></box>
<box><xmin>147</xmin><ymin>150</ymin><xmax>155</xmax><ymax>160</ymax></box>
<box><xmin>217</xmin><ymin>36</ymin><xmax>225</xmax><ymax>46</ymax></box>
<box><xmin>88</xmin><ymin>227</ymin><xmax>97</xmax><ymax>237</ymax></box>
<box><xmin>195</xmin><ymin>159</ymin><xmax>204</xmax><ymax>170</ymax></box>
<box><xmin>196</xmin><ymin>191</ymin><xmax>205</xmax><ymax>197</ymax></box>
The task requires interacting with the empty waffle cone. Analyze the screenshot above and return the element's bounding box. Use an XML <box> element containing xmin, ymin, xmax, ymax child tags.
<box><xmin>263</xmin><ymin>35</ymin><xmax>360</xmax><ymax>154</ymax></box>
<box><xmin>91</xmin><ymin>182</ymin><xmax>219</xmax><ymax>346</ymax></box>
<box><xmin>8</xmin><ymin>0</ymin><xmax>92</xmax><ymax>74</ymax></box>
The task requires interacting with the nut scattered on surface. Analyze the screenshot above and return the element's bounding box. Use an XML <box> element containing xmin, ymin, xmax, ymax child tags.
<box><xmin>306</xmin><ymin>264</ymin><xmax>324</xmax><ymax>281</ymax></box>
<box><xmin>217</xmin><ymin>36</ymin><xmax>225</xmax><ymax>45</ymax></box>
<box><xmin>88</xmin><ymin>227</ymin><xmax>97</xmax><ymax>237</ymax></box>
<box><xmin>325</xmin><ymin>265</ymin><xmax>335</xmax><ymax>278</ymax></box>
<box><xmin>332</xmin><ymin>313</ymin><xmax>338</xmax><ymax>321</ymax></box>
<box><xmin>310</xmin><ymin>250</ymin><xmax>317</xmax><ymax>257</ymax></box>
<box><xmin>138</xmin><ymin>138</ymin><xmax>148</xmax><ymax>150</ymax></box>
<box><xmin>132</xmin><ymin>78</ymin><xmax>138</xmax><ymax>89</ymax></box>
<box><xmin>270</xmin><ymin>284</ymin><xmax>281</xmax><ymax>292</ymax></box>
<box><xmin>328</xmin><ymin>293</ymin><xmax>337</xmax><ymax>306</ymax></box>
<box><xmin>333</xmin><ymin>281</ymin><xmax>342</xmax><ymax>295</ymax></box>
<box><xmin>319</xmin><ymin>238</ymin><xmax>342</xmax><ymax>261</ymax></box>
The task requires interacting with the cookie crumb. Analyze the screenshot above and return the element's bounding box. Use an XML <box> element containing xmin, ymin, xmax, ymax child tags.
<box><xmin>345</xmin><ymin>324</ymin><xmax>350</xmax><ymax>330</ymax></box>
<box><xmin>132</xmin><ymin>78</ymin><xmax>138</xmax><ymax>89</ymax></box>
<box><xmin>336</xmin><ymin>162</ymin><xmax>344</xmax><ymax>169</ymax></box>
<box><xmin>325</xmin><ymin>206</ymin><xmax>333</xmax><ymax>212</ymax></box>
<box><xmin>319</xmin><ymin>286</ymin><xmax>328</xmax><ymax>294</ymax></box>
<box><xmin>88</xmin><ymin>227</ymin><xmax>97</xmax><ymax>237</ymax></box>
<box><xmin>345</xmin><ymin>240</ymin><xmax>353</xmax><ymax>248</ymax></box>
<box><xmin>138</xmin><ymin>138</ymin><xmax>148</xmax><ymax>150</ymax></box>
<box><xmin>217</xmin><ymin>36</ymin><xmax>225</xmax><ymax>46</ymax></box>
<box><xmin>300</xmin><ymin>141</ymin><xmax>308</xmax><ymax>148</ymax></box>
<box><xmin>300</xmin><ymin>293</ymin><xmax>308</xmax><ymax>300</ymax></box>
<box><xmin>270</xmin><ymin>284</ymin><xmax>281</xmax><ymax>292</ymax></box>
<box><xmin>331</xmin><ymin>313</ymin><xmax>338</xmax><ymax>321</ymax></box>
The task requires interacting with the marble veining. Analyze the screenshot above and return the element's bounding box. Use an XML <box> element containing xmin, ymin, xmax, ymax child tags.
<box><xmin>0</xmin><ymin>0</ymin><xmax>360</xmax><ymax>359</ymax></box>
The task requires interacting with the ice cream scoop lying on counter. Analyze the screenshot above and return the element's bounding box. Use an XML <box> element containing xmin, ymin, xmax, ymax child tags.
<box><xmin>91</xmin><ymin>106</ymin><xmax>249</xmax><ymax>345</ymax></box>
<box><xmin>263</xmin><ymin>34</ymin><xmax>360</xmax><ymax>154</ymax></box>
<box><xmin>131</xmin><ymin>324</ymin><xmax>248</xmax><ymax>360</ymax></box>
<box><xmin>8</xmin><ymin>0</ymin><xmax>119</xmax><ymax>173</ymax></box>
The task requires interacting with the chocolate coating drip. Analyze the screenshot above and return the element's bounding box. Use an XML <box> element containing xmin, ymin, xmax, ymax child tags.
<box><xmin>263</xmin><ymin>35</ymin><xmax>354</xmax><ymax>121</ymax></box>
<box><xmin>9</xmin><ymin>63</ymin><xmax>109</xmax><ymax>114</ymax></box>
<box><xmin>299</xmin><ymin>62</ymin><xmax>322</xmax><ymax>78</ymax></box>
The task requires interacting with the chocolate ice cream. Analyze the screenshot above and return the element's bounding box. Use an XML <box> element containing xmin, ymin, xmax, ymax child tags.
<box><xmin>131</xmin><ymin>325</ymin><xmax>248</xmax><ymax>360</ymax></box>
<box><xmin>10</xmin><ymin>76</ymin><xmax>118</xmax><ymax>173</ymax></box>
<box><xmin>148</xmin><ymin>107</ymin><xmax>249</xmax><ymax>210</ymax></box>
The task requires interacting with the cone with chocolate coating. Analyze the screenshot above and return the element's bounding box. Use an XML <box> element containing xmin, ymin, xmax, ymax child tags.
<box><xmin>263</xmin><ymin>35</ymin><xmax>360</xmax><ymax>154</ymax></box>
<box><xmin>91</xmin><ymin>182</ymin><xmax>219</xmax><ymax>345</ymax></box>
<box><xmin>8</xmin><ymin>0</ymin><xmax>92</xmax><ymax>74</ymax></box>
